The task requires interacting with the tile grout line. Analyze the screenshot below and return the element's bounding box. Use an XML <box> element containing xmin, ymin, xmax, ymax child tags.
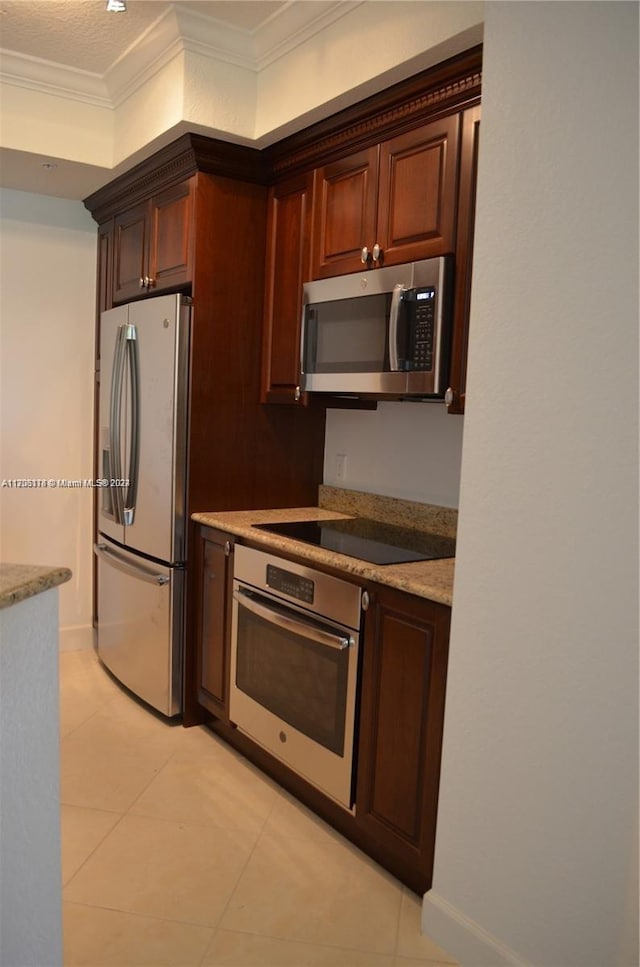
<box><xmin>64</xmin><ymin>897</ymin><xmax>217</xmax><ymax>943</ymax></box>
<box><xmin>60</xmin><ymin>807</ymin><xmax>125</xmax><ymax>889</ymax></box>
<box><xmin>196</xmin><ymin>774</ymin><xmax>286</xmax><ymax>965</ymax></box>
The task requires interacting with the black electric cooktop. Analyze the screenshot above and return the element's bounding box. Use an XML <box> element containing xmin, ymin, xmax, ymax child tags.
<box><xmin>252</xmin><ymin>517</ymin><xmax>456</xmax><ymax>566</ymax></box>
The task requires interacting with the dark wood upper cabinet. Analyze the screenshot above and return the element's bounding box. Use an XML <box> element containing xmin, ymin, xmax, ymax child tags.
<box><xmin>96</xmin><ymin>220</ymin><xmax>113</xmax><ymax>316</ymax></box>
<box><xmin>355</xmin><ymin>582</ymin><xmax>451</xmax><ymax>894</ymax></box>
<box><xmin>311</xmin><ymin>147</ymin><xmax>379</xmax><ymax>278</ymax></box>
<box><xmin>447</xmin><ymin>104</ymin><xmax>481</xmax><ymax>415</ymax></box>
<box><xmin>377</xmin><ymin>115</ymin><xmax>460</xmax><ymax>267</ymax></box>
<box><xmin>112</xmin><ymin>179</ymin><xmax>194</xmax><ymax>304</ymax></box>
<box><xmin>113</xmin><ymin>202</ymin><xmax>147</xmax><ymax>303</ymax></box>
<box><xmin>150</xmin><ymin>180</ymin><xmax>194</xmax><ymax>292</ymax></box>
<box><xmin>261</xmin><ymin>172</ymin><xmax>314</xmax><ymax>404</ymax></box>
<box><xmin>312</xmin><ymin>117</ymin><xmax>459</xmax><ymax>279</ymax></box>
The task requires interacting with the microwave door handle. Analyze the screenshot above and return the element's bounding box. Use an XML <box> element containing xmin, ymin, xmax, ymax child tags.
<box><xmin>233</xmin><ymin>588</ymin><xmax>354</xmax><ymax>651</ymax></box>
<box><xmin>389</xmin><ymin>284</ymin><xmax>406</xmax><ymax>371</ymax></box>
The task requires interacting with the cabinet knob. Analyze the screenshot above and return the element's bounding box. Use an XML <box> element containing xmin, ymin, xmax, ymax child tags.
<box><xmin>294</xmin><ymin>386</ymin><xmax>301</xmax><ymax>401</ymax></box>
<box><xmin>139</xmin><ymin>277</ymin><xmax>146</xmax><ymax>288</ymax></box>
<box><xmin>224</xmin><ymin>541</ymin><xmax>231</xmax><ymax>557</ymax></box>
<box><xmin>372</xmin><ymin>243</ymin><xmax>382</xmax><ymax>263</ymax></box>
<box><xmin>444</xmin><ymin>387</ymin><xmax>455</xmax><ymax>407</ymax></box>
<box><xmin>360</xmin><ymin>246</ymin><xmax>371</xmax><ymax>265</ymax></box>
<box><xmin>362</xmin><ymin>590</ymin><xmax>371</xmax><ymax>612</ymax></box>
<box><xmin>147</xmin><ymin>277</ymin><xmax>156</xmax><ymax>289</ymax></box>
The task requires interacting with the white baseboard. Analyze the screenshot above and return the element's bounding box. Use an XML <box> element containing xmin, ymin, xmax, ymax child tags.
<box><xmin>59</xmin><ymin>624</ymin><xmax>95</xmax><ymax>652</ymax></box>
<box><xmin>421</xmin><ymin>891</ymin><xmax>529</xmax><ymax>967</ymax></box>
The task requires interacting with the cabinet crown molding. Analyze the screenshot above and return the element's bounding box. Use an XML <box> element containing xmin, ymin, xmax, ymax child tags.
<box><xmin>84</xmin><ymin>133</ymin><xmax>264</xmax><ymax>223</ymax></box>
<box><xmin>266</xmin><ymin>50</ymin><xmax>482</xmax><ymax>179</ymax></box>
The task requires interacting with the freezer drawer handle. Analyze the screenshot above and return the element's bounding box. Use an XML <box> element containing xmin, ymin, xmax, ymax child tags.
<box><xmin>94</xmin><ymin>543</ymin><xmax>170</xmax><ymax>586</ymax></box>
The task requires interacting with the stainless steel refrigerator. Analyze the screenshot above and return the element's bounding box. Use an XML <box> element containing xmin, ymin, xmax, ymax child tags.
<box><xmin>94</xmin><ymin>293</ymin><xmax>191</xmax><ymax>717</ymax></box>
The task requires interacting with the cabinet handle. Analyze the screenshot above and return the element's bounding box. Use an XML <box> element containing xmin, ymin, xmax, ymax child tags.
<box><xmin>444</xmin><ymin>387</ymin><xmax>455</xmax><ymax>407</ymax></box>
<box><xmin>294</xmin><ymin>386</ymin><xmax>301</xmax><ymax>401</ymax></box>
<box><xmin>360</xmin><ymin>246</ymin><xmax>371</xmax><ymax>265</ymax></box>
<box><xmin>139</xmin><ymin>277</ymin><xmax>146</xmax><ymax>288</ymax></box>
<box><xmin>147</xmin><ymin>277</ymin><xmax>156</xmax><ymax>289</ymax></box>
<box><xmin>224</xmin><ymin>541</ymin><xmax>231</xmax><ymax>556</ymax></box>
<box><xmin>372</xmin><ymin>243</ymin><xmax>382</xmax><ymax>263</ymax></box>
<box><xmin>362</xmin><ymin>590</ymin><xmax>371</xmax><ymax>612</ymax></box>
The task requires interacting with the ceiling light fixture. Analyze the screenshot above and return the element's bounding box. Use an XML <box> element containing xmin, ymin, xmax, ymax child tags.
<box><xmin>106</xmin><ymin>0</ymin><xmax>127</xmax><ymax>12</ymax></box>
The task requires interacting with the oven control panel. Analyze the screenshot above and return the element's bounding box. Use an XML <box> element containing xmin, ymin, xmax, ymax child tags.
<box><xmin>234</xmin><ymin>544</ymin><xmax>362</xmax><ymax>629</ymax></box>
<box><xmin>266</xmin><ymin>564</ymin><xmax>314</xmax><ymax>605</ymax></box>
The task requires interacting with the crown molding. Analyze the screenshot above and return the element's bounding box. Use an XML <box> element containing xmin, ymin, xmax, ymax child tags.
<box><xmin>0</xmin><ymin>2</ymin><xmax>363</xmax><ymax>111</ymax></box>
<box><xmin>254</xmin><ymin>1</ymin><xmax>364</xmax><ymax>70</ymax></box>
<box><xmin>174</xmin><ymin>5</ymin><xmax>258</xmax><ymax>71</ymax></box>
<box><xmin>0</xmin><ymin>48</ymin><xmax>110</xmax><ymax>108</ymax></box>
<box><xmin>105</xmin><ymin>9</ymin><xmax>186</xmax><ymax>106</ymax></box>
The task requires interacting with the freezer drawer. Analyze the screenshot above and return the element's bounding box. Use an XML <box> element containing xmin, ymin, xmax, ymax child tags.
<box><xmin>95</xmin><ymin>540</ymin><xmax>183</xmax><ymax>716</ymax></box>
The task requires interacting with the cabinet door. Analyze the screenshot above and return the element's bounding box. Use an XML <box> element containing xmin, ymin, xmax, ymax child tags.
<box><xmin>262</xmin><ymin>173</ymin><xmax>313</xmax><ymax>404</ymax></box>
<box><xmin>112</xmin><ymin>202</ymin><xmax>149</xmax><ymax>304</ymax></box>
<box><xmin>197</xmin><ymin>529</ymin><xmax>233</xmax><ymax>720</ymax></box>
<box><xmin>96</xmin><ymin>220</ymin><xmax>113</xmax><ymax>317</ymax></box>
<box><xmin>312</xmin><ymin>146</ymin><xmax>379</xmax><ymax>279</ymax></box>
<box><xmin>377</xmin><ymin>115</ymin><xmax>460</xmax><ymax>267</ymax></box>
<box><xmin>148</xmin><ymin>180</ymin><xmax>194</xmax><ymax>294</ymax></box>
<box><xmin>447</xmin><ymin>105</ymin><xmax>481</xmax><ymax>414</ymax></box>
<box><xmin>356</xmin><ymin>584</ymin><xmax>450</xmax><ymax>894</ymax></box>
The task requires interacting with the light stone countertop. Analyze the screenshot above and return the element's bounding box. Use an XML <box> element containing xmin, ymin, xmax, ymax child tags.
<box><xmin>0</xmin><ymin>563</ymin><xmax>72</xmax><ymax>611</ymax></box>
<box><xmin>192</xmin><ymin>505</ymin><xmax>455</xmax><ymax>607</ymax></box>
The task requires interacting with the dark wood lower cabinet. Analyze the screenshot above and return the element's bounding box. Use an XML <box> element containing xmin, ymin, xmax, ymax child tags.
<box><xmin>196</xmin><ymin>534</ymin><xmax>451</xmax><ymax>894</ymax></box>
<box><xmin>195</xmin><ymin>527</ymin><xmax>234</xmax><ymax>721</ymax></box>
<box><xmin>355</xmin><ymin>583</ymin><xmax>451</xmax><ymax>892</ymax></box>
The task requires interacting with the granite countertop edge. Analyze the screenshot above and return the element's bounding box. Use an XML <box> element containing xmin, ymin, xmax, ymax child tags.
<box><xmin>0</xmin><ymin>563</ymin><xmax>73</xmax><ymax>611</ymax></box>
<box><xmin>192</xmin><ymin>507</ymin><xmax>454</xmax><ymax>607</ymax></box>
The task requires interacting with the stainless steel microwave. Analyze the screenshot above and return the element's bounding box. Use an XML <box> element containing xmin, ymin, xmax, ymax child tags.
<box><xmin>300</xmin><ymin>256</ymin><xmax>452</xmax><ymax>398</ymax></box>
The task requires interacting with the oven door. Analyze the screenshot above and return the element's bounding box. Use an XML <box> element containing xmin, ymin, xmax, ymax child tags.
<box><xmin>229</xmin><ymin>582</ymin><xmax>359</xmax><ymax>810</ymax></box>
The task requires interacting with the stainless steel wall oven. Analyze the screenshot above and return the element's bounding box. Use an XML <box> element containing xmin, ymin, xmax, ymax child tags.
<box><xmin>229</xmin><ymin>545</ymin><xmax>363</xmax><ymax>810</ymax></box>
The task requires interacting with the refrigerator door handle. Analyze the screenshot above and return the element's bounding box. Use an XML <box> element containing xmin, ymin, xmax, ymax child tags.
<box><xmin>94</xmin><ymin>543</ymin><xmax>170</xmax><ymax>586</ymax></box>
<box><xmin>123</xmin><ymin>324</ymin><xmax>140</xmax><ymax>526</ymax></box>
<box><xmin>109</xmin><ymin>324</ymin><xmax>127</xmax><ymax>525</ymax></box>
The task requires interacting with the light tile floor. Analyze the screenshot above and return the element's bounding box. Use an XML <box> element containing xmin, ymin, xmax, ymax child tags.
<box><xmin>60</xmin><ymin>648</ymin><xmax>458</xmax><ymax>967</ymax></box>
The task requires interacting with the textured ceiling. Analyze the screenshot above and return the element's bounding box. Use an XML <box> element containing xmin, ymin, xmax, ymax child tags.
<box><xmin>0</xmin><ymin>1</ymin><xmax>287</xmax><ymax>74</ymax></box>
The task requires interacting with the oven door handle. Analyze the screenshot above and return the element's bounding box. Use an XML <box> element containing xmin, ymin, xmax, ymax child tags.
<box><xmin>233</xmin><ymin>588</ymin><xmax>354</xmax><ymax>651</ymax></box>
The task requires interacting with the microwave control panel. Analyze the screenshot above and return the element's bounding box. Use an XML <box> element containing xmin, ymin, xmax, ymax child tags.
<box><xmin>410</xmin><ymin>287</ymin><xmax>436</xmax><ymax>371</ymax></box>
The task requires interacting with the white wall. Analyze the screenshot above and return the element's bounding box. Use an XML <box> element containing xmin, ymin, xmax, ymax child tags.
<box><xmin>422</xmin><ymin>4</ymin><xmax>638</xmax><ymax>965</ymax></box>
<box><xmin>0</xmin><ymin>190</ymin><xmax>96</xmax><ymax>640</ymax></box>
<box><xmin>324</xmin><ymin>403</ymin><xmax>463</xmax><ymax>507</ymax></box>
